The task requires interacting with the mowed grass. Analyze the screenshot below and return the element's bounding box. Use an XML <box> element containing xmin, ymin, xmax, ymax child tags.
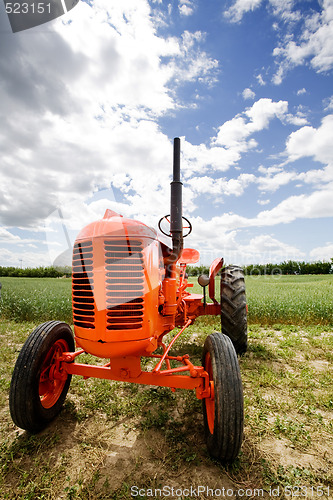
<box><xmin>1</xmin><ymin>274</ymin><xmax>332</xmax><ymax>326</ymax></box>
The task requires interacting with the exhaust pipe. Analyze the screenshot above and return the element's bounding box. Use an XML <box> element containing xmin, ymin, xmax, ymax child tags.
<box><xmin>162</xmin><ymin>138</ymin><xmax>183</xmax><ymax>312</ymax></box>
<box><xmin>170</xmin><ymin>137</ymin><xmax>183</xmax><ymax>263</ymax></box>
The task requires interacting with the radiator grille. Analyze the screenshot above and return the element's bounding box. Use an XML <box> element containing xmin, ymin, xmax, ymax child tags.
<box><xmin>72</xmin><ymin>241</ymin><xmax>95</xmax><ymax>329</ymax></box>
<box><xmin>105</xmin><ymin>239</ymin><xmax>144</xmax><ymax>330</ymax></box>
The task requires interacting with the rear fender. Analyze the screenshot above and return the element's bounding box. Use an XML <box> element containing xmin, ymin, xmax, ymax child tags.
<box><xmin>208</xmin><ymin>258</ymin><xmax>223</xmax><ymax>304</ymax></box>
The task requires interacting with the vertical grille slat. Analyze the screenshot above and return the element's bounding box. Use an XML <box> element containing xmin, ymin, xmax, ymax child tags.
<box><xmin>105</xmin><ymin>239</ymin><xmax>145</xmax><ymax>331</ymax></box>
<box><xmin>72</xmin><ymin>241</ymin><xmax>95</xmax><ymax>329</ymax></box>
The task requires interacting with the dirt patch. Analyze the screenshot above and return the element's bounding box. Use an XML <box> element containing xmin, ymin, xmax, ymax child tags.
<box><xmin>1</xmin><ymin>324</ymin><xmax>333</xmax><ymax>499</ymax></box>
<box><xmin>308</xmin><ymin>360</ymin><xmax>330</xmax><ymax>372</ymax></box>
<box><xmin>258</xmin><ymin>437</ymin><xmax>327</xmax><ymax>471</ymax></box>
<box><xmin>94</xmin><ymin>426</ymin><xmax>240</xmax><ymax>499</ymax></box>
<box><xmin>46</xmin><ymin>415</ymin><xmax>241</xmax><ymax>499</ymax></box>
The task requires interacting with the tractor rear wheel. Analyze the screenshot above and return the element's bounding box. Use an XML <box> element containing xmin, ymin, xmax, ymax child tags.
<box><xmin>220</xmin><ymin>265</ymin><xmax>248</xmax><ymax>354</ymax></box>
<box><xmin>202</xmin><ymin>332</ymin><xmax>244</xmax><ymax>463</ymax></box>
<box><xmin>9</xmin><ymin>321</ymin><xmax>74</xmax><ymax>433</ymax></box>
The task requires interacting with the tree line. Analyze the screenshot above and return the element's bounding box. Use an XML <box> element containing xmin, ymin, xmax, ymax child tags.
<box><xmin>0</xmin><ymin>266</ymin><xmax>71</xmax><ymax>278</ymax></box>
<box><xmin>0</xmin><ymin>259</ymin><xmax>332</xmax><ymax>278</ymax></box>
<box><xmin>187</xmin><ymin>259</ymin><xmax>333</xmax><ymax>276</ymax></box>
<box><xmin>243</xmin><ymin>260</ymin><xmax>333</xmax><ymax>275</ymax></box>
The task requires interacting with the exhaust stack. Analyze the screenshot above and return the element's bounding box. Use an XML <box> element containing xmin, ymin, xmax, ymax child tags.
<box><xmin>170</xmin><ymin>137</ymin><xmax>183</xmax><ymax>262</ymax></box>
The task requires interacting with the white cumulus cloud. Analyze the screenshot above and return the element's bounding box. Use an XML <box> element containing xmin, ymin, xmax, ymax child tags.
<box><xmin>242</xmin><ymin>87</ymin><xmax>256</xmax><ymax>100</ymax></box>
<box><xmin>187</xmin><ymin>173</ymin><xmax>256</xmax><ymax>197</ymax></box>
<box><xmin>214</xmin><ymin>98</ymin><xmax>288</xmax><ymax>153</ymax></box>
<box><xmin>246</xmin><ymin>234</ymin><xmax>305</xmax><ymax>261</ymax></box>
<box><xmin>224</xmin><ymin>0</ymin><xmax>263</xmax><ymax>23</ymax></box>
<box><xmin>286</xmin><ymin>114</ymin><xmax>333</xmax><ymax>166</ymax></box>
<box><xmin>0</xmin><ymin>228</ymin><xmax>21</xmax><ymax>242</ymax></box>
<box><xmin>179</xmin><ymin>0</ymin><xmax>195</xmax><ymax>16</ymax></box>
<box><xmin>0</xmin><ymin>0</ymin><xmax>219</xmax><ymax>230</ymax></box>
<box><xmin>310</xmin><ymin>243</ymin><xmax>333</xmax><ymax>261</ymax></box>
<box><xmin>272</xmin><ymin>0</ymin><xmax>333</xmax><ymax>83</ymax></box>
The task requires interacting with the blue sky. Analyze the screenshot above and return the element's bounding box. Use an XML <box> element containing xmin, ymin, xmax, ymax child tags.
<box><xmin>0</xmin><ymin>0</ymin><xmax>332</xmax><ymax>267</ymax></box>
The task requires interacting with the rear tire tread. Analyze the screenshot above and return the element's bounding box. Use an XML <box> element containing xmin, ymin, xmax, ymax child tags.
<box><xmin>220</xmin><ymin>266</ymin><xmax>248</xmax><ymax>354</ymax></box>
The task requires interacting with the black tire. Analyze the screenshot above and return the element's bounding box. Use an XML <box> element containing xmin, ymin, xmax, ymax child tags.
<box><xmin>220</xmin><ymin>265</ymin><xmax>248</xmax><ymax>354</ymax></box>
<box><xmin>9</xmin><ymin>321</ymin><xmax>75</xmax><ymax>433</ymax></box>
<box><xmin>202</xmin><ymin>332</ymin><xmax>244</xmax><ymax>463</ymax></box>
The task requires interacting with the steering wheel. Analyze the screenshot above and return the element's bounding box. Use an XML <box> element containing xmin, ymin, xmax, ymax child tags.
<box><xmin>158</xmin><ymin>214</ymin><xmax>192</xmax><ymax>238</ymax></box>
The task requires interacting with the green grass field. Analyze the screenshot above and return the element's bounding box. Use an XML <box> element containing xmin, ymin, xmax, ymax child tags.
<box><xmin>1</xmin><ymin>274</ymin><xmax>332</xmax><ymax>326</ymax></box>
<box><xmin>0</xmin><ymin>277</ymin><xmax>72</xmax><ymax>323</ymax></box>
<box><xmin>245</xmin><ymin>274</ymin><xmax>333</xmax><ymax>326</ymax></box>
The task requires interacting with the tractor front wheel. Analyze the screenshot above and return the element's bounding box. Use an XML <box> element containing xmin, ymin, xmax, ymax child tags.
<box><xmin>221</xmin><ymin>265</ymin><xmax>248</xmax><ymax>354</ymax></box>
<box><xmin>202</xmin><ymin>332</ymin><xmax>244</xmax><ymax>463</ymax></box>
<box><xmin>9</xmin><ymin>321</ymin><xmax>74</xmax><ymax>433</ymax></box>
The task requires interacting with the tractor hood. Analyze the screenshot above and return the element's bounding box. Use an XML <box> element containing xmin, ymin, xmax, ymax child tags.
<box><xmin>75</xmin><ymin>209</ymin><xmax>157</xmax><ymax>242</ymax></box>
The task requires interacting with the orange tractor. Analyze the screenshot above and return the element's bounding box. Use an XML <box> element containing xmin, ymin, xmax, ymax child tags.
<box><xmin>10</xmin><ymin>138</ymin><xmax>247</xmax><ymax>463</ymax></box>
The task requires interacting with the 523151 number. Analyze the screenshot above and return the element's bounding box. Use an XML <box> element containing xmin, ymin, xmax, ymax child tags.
<box><xmin>285</xmin><ymin>486</ymin><xmax>330</xmax><ymax>497</ymax></box>
<box><xmin>5</xmin><ymin>3</ymin><xmax>51</xmax><ymax>14</ymax></box>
